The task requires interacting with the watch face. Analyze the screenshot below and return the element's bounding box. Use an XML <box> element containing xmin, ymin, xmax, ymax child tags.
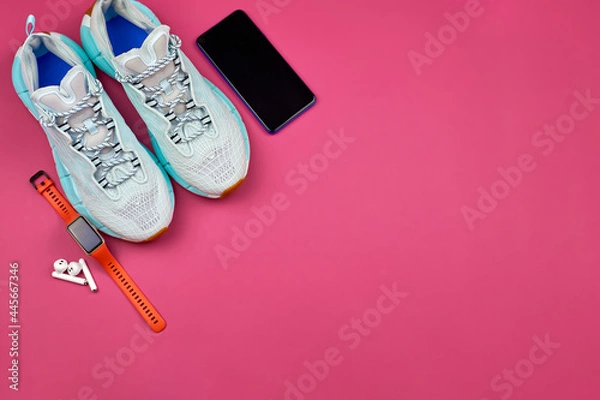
<box><xmin>67</xmin><ymin>216</ymin><xmax>104</xmax><ymax>254</ymax></box>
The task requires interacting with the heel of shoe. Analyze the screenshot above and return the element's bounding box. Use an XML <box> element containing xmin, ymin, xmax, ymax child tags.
<box><xmin>81</xmin><ymin>0</ymin><xmax>161</xmax><ymax>79</ymax></box>
<box><xmin>12</xmin><ymin>34</ymin><xmax>95</xmax><ymax>119</ymax></box>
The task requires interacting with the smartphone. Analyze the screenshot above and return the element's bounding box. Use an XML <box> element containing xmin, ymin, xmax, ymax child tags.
<box><xmin>197</xmin><ymin>10</ymin><xmax>316</xmax><ymax>133</ymax></box>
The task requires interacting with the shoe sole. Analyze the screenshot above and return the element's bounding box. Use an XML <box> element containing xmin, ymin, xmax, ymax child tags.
<box><xmin>143</xmin><ymin>226</ymin><xmax>169</xmax><ymax>242</ymax></box>
<box><xmin>220</xmin><ymin>178</ymin><xmax>245</xmax><ymax>199</ymax></box>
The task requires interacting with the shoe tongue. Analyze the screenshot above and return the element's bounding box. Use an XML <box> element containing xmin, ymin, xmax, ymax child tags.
<box><xmin>114</xmin><ymin>25</ymin><xmax>171</xmax><ymax>77</ymax></box>
<box><xmin>33</xmin><ymin>65</ymin><xmax>110</xmax><ymax>148</ymax></box>
<box><xmin>32</xmin><ymin>65</ymin><xmax>92</xmax><ymax>114</ymax></box>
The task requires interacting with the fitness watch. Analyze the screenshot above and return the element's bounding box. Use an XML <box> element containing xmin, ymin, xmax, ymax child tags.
<box><xmin>30</xmin><ymin>171</ymin><xmax>166</xmax><ymax>332</ymax></box>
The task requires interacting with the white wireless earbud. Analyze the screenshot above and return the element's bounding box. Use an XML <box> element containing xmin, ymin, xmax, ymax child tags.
<box><xmin>53</xmin><ymin>259</ymin><xmax>69</xmax><ymax>273</ymax></box>
<box><xmin>52</xmin><ymin>259</ymin><xmax>87</xmax><ymax>286</ymax></box>
<box><xmin>51</xmin><ymin>258</ymin><xmax>98</xmax><ymax>292</ymax></box>
<box><xmin>78</xmin><ymin>259</ymin><xmax>97</xmax><ymax>292</ymax></box>
<box><xmin>67</xmin><ymin>261</ymin><xmax>83</xmax><ymax>276</ymax></box>
<box><xmin>51</xmin><ymin>271</ymin><xmax>88</xmax><ymax>285</ymax></box>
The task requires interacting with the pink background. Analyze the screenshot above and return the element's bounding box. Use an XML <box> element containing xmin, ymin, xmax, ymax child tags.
<box><xmin>2</xmin><ymin>0</ymin><xmax>600</xmax><ymax>399</ymax></box>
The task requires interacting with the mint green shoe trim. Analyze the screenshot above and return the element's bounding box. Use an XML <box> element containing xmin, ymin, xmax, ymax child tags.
<box><xmin>12</xmin><ymin>57</ymin><xmax>39</xmax><ymax>118</ymax></box>
<box><xmin>204</xmin><ymin>78</ymin><xmax>251</xmax><ymax>157</ymax></box>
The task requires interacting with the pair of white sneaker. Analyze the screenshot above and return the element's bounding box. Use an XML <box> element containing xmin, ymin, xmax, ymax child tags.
<box><xmin>12</xmin><ymin>0</ymin><xmax>250</xmax><ymax>242</ymax></box>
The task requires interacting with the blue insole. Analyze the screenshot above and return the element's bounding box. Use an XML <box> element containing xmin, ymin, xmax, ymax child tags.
<box><xmin>106</xmin><ymin>15</ymin><xmax>148</xmax><ymax>56</ymax></box>
<box><xmin>37</xmin><ymin>52</ymin><xmax>73</xmax><ymax>88</ymax></box>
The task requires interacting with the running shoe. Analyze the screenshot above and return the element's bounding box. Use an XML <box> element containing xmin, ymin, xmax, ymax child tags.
<box><xmin>12</xmin><ymin>16</ymin><xmax>174</xmax><ymax>242</ymax></box>
<box><xmin>81</xmin><ymin>0</ymin><xmax>250</xmax><ymax>198</ymax></box>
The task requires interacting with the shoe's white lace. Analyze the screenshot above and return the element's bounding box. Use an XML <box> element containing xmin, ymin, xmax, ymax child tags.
<box><xmin>116</xmin><ymin>34</ymin><xmax>211</xmax><ymax>145</ymax></box>
<box><xmin>40</xmin><ymin>81</ymin><xmax>140</xmax><ymax>189</ymax></box>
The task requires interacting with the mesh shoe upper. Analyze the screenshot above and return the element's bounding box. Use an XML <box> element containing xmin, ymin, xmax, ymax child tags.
<box><xmin>13</xmin><ymin>32</ymin><xmax>174</xmax><ymax>242</ymax></box>
<box><xmin>82</xmin><ymin>0</ymin><xmax>250</xmax><ymax>198</ymax></box>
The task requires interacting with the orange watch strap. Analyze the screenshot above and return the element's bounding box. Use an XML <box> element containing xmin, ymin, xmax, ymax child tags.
<box><xmin>30</xmin><ymin>171</ymin><xmax>79</xmax><ymax>224</ymax></box>
<box><xmin>91</xmin><ymin>245</ymin><xmax>167</xmax><ymax>332</ymax></box>
<box><xmin>30</xmin><ymin>170</ymin><xmax>167</xmax><ymax>333</ymax></box>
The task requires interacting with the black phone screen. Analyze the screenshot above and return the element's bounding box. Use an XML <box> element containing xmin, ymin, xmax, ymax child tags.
<box><xmin>197</xmin><ymin>10</ymin><xmax>315</xmax><ymax>133</ymax></box>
